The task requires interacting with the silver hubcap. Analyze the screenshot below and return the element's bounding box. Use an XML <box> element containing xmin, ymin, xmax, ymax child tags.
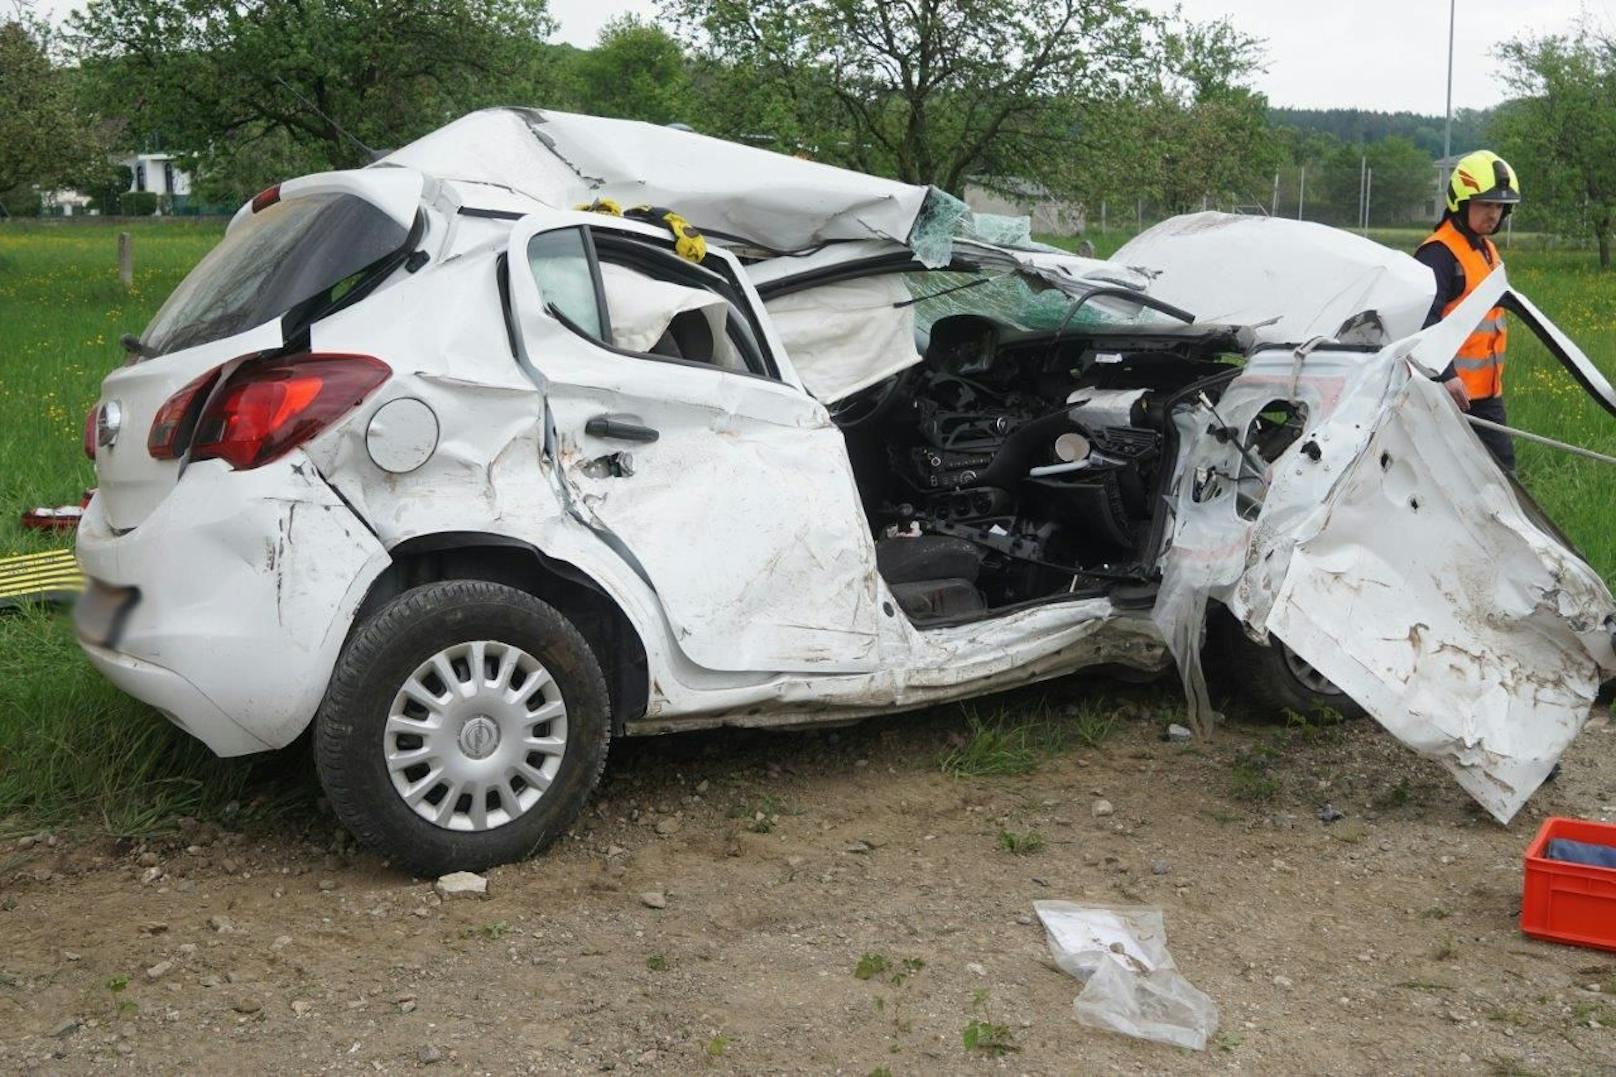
<box><xmin>384</xmin><ymin>640</ymin><xmax>568</xmax><ymax>832</ymax></box>
<box><xmin>1282</xmin><ymin>644</ymin><xmax>1343</xmax><ymax>696</ymax></box>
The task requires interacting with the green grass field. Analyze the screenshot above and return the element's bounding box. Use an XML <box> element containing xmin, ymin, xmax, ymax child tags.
<box><xmin>0</xmin><ymin>219</ymin><xmax>301</xmax><ymax>836</ymax></box>
<box><xmin>1</xmin><ymin>217</ymin><xmax>1613</xmax><ymax>837</ymax></box>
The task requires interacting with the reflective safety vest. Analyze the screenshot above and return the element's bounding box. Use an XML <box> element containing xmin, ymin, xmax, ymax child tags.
<box><xmin>1418</xmin><ymin>219</ymin><xmax>1507</xmax><ymax>399</ymax></box>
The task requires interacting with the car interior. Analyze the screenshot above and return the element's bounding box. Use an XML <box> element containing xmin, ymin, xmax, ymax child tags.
<box><xmin>827</xmin><ymin>288</ymin><xmax>1250</xmax><ymax>627</ymax></box>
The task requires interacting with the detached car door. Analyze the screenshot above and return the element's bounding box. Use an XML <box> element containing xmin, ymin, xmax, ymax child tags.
<box><xmin>1217</xmin><ymin>269</ymin><xmax>1616</xmax><ymax>824</ymax></box>
<box><xmin>504</xmin><ymin>214</ymin><xmax>885</xmax><ymax>674</ymax></box>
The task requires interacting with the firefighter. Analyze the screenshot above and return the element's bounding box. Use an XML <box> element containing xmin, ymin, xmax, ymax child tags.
<box><xmin>1415</xmin><ymin>150</ymin><xmax>1523</xmax><ymax>469</ymax></box>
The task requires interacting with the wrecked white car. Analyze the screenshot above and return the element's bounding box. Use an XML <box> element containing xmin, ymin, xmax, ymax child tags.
<box><xmin>75</xmin><ymin>109</ymin><xmax>1616</xmax><ymax>874</ymax></box>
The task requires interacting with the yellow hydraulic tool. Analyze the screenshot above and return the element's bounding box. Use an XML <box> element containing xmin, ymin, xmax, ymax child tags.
<box><xmin>0</xmin><ymin>548</ymin><xmax>84</xmax><ymax>609</ymax></box>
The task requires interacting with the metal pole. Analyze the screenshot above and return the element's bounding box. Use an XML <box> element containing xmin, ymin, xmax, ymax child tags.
<box><xmin>1101</xmin><ymin>199</ymin><xmax>1107</xmax><ymax>233</ymax></box>
<box><xmin>1298</xmin><ymin>166</ymin><xmax>1306</xmax><ymax>220</ymax></box>
<box><xmin>1272</xmin><ymin>172</ymin><xmax>1280</xmax><ymax>217</ymax></box>
<box><xmin>1443</xmin><ymin>0</ymin><xmax>1456</xmax><ymax>161</ymax></box>
<box><xmin>1359</xmin><ymin>156</ymin><xmax>1367</xmax><ymax>231</ymax></box>
<box><xmin>1365</xmin><ymin>167</ymin><xmax>1373</xmax><ymax>234</ymax></box>
<box><xmin>1466</xmin><ymin>414</ymin><xmax>1616</xmax><ymax>466</ymax></box>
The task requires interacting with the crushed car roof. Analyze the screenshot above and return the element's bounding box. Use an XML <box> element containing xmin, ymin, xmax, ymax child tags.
<box><xmin>377</xmin><ymin>107</ymin><xmax>939</xmax><ymax>255</ymax></box>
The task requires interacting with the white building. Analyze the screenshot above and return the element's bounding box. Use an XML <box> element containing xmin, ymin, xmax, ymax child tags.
<box><xmin>38</xmin><ymin>188</ymin><xmax>93</xmax><ymax>216</ymax></box>
<box><xmin>123</xmin><ymin>152</ymin><xmax>193</xmax><ymax>201</ymax></box>
<box><xmin>37</xmin><ymin>151</ymin><xmax>196</xmax><ymax>216</ymax></box>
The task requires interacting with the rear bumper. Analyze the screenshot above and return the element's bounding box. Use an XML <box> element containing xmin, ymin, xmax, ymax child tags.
<box><xmin>79</xmin><ymin>642</ymin><xmax>272</xmax><ymax>757</ymax></box>
<box><xmin>74</xmin><ymin>453</ymin><xmax>391</xmax><ymax>755</ymax></box>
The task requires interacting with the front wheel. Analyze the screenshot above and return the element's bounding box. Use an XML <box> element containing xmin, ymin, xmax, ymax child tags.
<box><xmin>314</xmin><ymin>580</ymin><xmax>610</xmax><ymax>876</ymax></box>
<box><xmin>1207</xmin><ymin>608</ymin><xmax>1366</xmax><ymax>722</ymax></box>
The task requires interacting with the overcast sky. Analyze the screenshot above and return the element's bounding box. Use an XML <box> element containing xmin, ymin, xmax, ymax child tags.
<box><xmin>40</xmin><ymin>0</ymin><xmax>1614</xmax><ymax>113</ymax></box>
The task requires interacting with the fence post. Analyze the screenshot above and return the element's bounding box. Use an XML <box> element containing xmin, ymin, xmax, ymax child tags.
<box><xmin>118</xmin><ymin>232</ymin><xmax>133</xmax><ymax>290</ymax></box>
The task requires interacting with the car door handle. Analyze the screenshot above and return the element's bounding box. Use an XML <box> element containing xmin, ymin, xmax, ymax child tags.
<box><xmin>584</xmin><ymin>415</ymin><xmax>660</xmax><ymax>443</ymax></box>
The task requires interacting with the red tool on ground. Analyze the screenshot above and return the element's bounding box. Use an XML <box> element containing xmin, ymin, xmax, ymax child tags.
<box><xmin>19</xmin><ymin>490</ymin><xmax>94</xmax><ymax>532</ymax></box>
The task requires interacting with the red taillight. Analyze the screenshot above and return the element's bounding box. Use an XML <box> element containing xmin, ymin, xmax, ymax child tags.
<box><xmin>250</xmin><ymin>184</ymin><xmax>281</xmax><ymax>213</ymax></box>
<box><xmin>190</xmin><ymin>353</ymin><xmax>390</xmax><ymax>470</ymax></box>
<box><xmin>84</xmin><ymin>404</ymin><xmax>100</xmax><ymax>460</ymax></box>
<box><xmin>148</xmin><ymin>367</ymin><xmax>224</xmax><ymax>459</ymax></box>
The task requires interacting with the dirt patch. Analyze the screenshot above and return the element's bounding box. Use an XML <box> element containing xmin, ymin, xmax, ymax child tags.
<box><xmin>2</xmin><ymin>688</ymin><xmax>1614</xmax><ymax>1075</ymax></box>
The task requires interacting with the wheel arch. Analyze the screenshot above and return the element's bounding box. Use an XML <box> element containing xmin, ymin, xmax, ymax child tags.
<box><xmin>353</xmin><ymin>531</ymin><xmax>649</xmax><ymax>735</ymax></box>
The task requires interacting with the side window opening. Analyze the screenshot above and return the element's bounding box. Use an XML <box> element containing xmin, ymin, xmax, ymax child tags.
<box><xmin>524</xmin><ymin>224</ymin><xmax>777</xmax><ymax>379</ymax></box>
<box><xmin>596</xmin><ymin>260</ymin><xmax>750</xmax><ymax>373</ymax></box>
<box><xmin>526</xmin><ymin>227</ymin><xmax>609</xmax><ymax>343</ymax></box>
<box><xmin>592</xmin><ymin>232</ymin><xmax>773</xmax><ymax>377</ymax></box>
<box><xmin>1236</xmin><ymin>399</ymin><xmax>1309</xmax><ymax>521</ymax></box>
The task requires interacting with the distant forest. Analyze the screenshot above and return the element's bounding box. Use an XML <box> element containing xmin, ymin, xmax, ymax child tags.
<box><xmin>1268</xmin><ymin>107</ymin><xmax>1494</xmax><ymax>159</ymax></box>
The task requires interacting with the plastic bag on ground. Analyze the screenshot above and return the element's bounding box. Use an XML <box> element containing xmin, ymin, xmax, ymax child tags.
<box><xmin>1034</xmin><ymin>900</ymin><xmax>1219</xmax><ymax>1051</ymax></box>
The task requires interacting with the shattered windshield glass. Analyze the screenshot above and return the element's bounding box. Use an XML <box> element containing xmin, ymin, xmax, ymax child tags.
<box><xmin>902</xmin><ymin>270</ymin><xmax>1189</xmax><ymax>340</ymax></box>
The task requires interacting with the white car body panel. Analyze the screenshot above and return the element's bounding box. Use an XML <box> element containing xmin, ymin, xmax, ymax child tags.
<box><xmin>1115</xmin><ymin>212</ymin><xmax>1435</xmax><ymax>346</ymax></box>
<box><xmin>73</xmin><ymin>108</ymin><xmax>1616</xmax><ymax>829</ymax></box>
<box><xmin>504</xmin><ymin>215</ymin><xmax>886</xmax><ymax>673</ymax></box>
<box><xmin>75</xmin><ymin>452</ymin><xmax>390</xmax><ymax>755</ymax></box>
<box><xmin>227</xmin><ymin>167</ymin><xmax>425</xmax><ymax>234</ymax></box>
<box><xmin>1153</xmin><ymin>259</ymin><xmax>1616</xmax><ymax>822</ymax></box>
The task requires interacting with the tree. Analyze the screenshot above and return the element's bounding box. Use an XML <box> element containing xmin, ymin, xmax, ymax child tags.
<box><xmin>70</xmin><ymin>0</ymin><xmax>559</xmax><ymax>175</ymax></box>
<box><xmin>0</xmin><ymin>13</ymin><xmax>109</xmax><ymax>200</ymax></box>
<box><xmin>663</xmin><ymin>0</ymin><xmax>1158</xmax><ymax>197</ymax></box>
<box><xmin>1105</xmin><ymin>18</ymin><xmax>1278</xmax><ymax>215</ymax></box>
<box><xmin>574</xmin><ymin>16</ymin><xmax>693</xmax><ymax>125</ymax></box>
<box><xmin>1269</xmin><ymin>107</ymin><xmax>1493</xmax><ymax>159</ymax></box>
<box><xmin>1495</xmin><ymin>25</ymin><xmax>1616</xmax><ymax>268</ymax></box>
<box><xmin>1363</xmin><ymin>136</ymin><xmax>1433</xmax><ymax>226</ymax></box>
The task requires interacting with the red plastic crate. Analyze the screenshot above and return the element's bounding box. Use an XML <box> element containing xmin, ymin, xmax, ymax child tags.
<box><xmin>1521</xmin><ymin>816</ymin><xmax>1616</xmax><ymax>953</ymax></box>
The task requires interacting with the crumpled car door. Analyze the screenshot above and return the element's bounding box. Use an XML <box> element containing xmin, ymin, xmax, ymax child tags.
<box><xmin>504</xmin><ymin>213</ymin><xmax>886</xmax><ymax>675</ymax></box>
<box><xmin>1174</xmin><ymin>266</ymin><xmax>1616</xmax><ymax>823</ymax></box>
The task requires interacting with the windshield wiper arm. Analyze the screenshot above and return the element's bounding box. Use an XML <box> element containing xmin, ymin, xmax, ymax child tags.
<box><xmin>119</xmin><ymin>332</ymin><xmax>155</xmax><ymax>358</ymax></box>
<box><xmin>893</xmin><ymin>275</ymin><xmax>995</xmax><ymax>309</ymax></box>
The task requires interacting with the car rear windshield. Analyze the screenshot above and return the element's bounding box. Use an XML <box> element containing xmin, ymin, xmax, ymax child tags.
<box><xmin>140</xmin><ymin>192</ymin><xmax>411</xmax><ymax>358</ymax></box>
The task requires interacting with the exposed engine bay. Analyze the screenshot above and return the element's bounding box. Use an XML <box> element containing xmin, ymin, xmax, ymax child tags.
<box><xmin>834</xmin><ymin>313</ymin><xmax>1243</xmax><ymax>624</ymax></box>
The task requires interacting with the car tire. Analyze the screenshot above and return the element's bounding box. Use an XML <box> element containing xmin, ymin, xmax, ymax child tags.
<box><xmin>1207</xmin><ymin>608</ymin><xmax>1366</xmax><ymax>722</ymax></box>
<box><xmin>314</xmin><ymin>580</ymin><xmax>611</xmax><ymax>876</ymax></box>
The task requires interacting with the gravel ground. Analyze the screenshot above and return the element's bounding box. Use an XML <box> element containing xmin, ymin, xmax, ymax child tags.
<box><xmin>2</xmin><ymin>686</ymin><xmax>1614</xmax><ymax>1075</ymax></box>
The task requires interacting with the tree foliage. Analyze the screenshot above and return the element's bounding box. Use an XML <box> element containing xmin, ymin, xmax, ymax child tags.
<box><xmin>663</xmin><ymin>0</ymin><xmax>1160</xmax><ymax>196</ymax></box>
<box><xmin>573</xmin><ymin>16</ymin><xmax>693</xmax><ymax>125</ymax></box>
<box><xmin>69</xmin><ymin>0</ymin><xmax>559</xmax><ymax>183</ymax></box>
<box><xmin>1313</xmin><ymin>135</ymin><xmax>1432</xmax><ymax>226</ymax></box>
<box><xmin>1089</xmin><ymin>18</ymin><xmax>1277</xmax><ymax>214</ymax></box>
<box><xmin>1494</xmin><ymin>25</ymin><xmax>1616</xmax><ymax>267</ymax></box>
<box><xmin>1271</xmin><ymin>107</ymin><xmax>1492</xmax><ymax>160</ymax></box>
<box><xmin>0</xmin><ymin>13</ymin><xmax>111</xmax><ymax>197</ymax></box>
